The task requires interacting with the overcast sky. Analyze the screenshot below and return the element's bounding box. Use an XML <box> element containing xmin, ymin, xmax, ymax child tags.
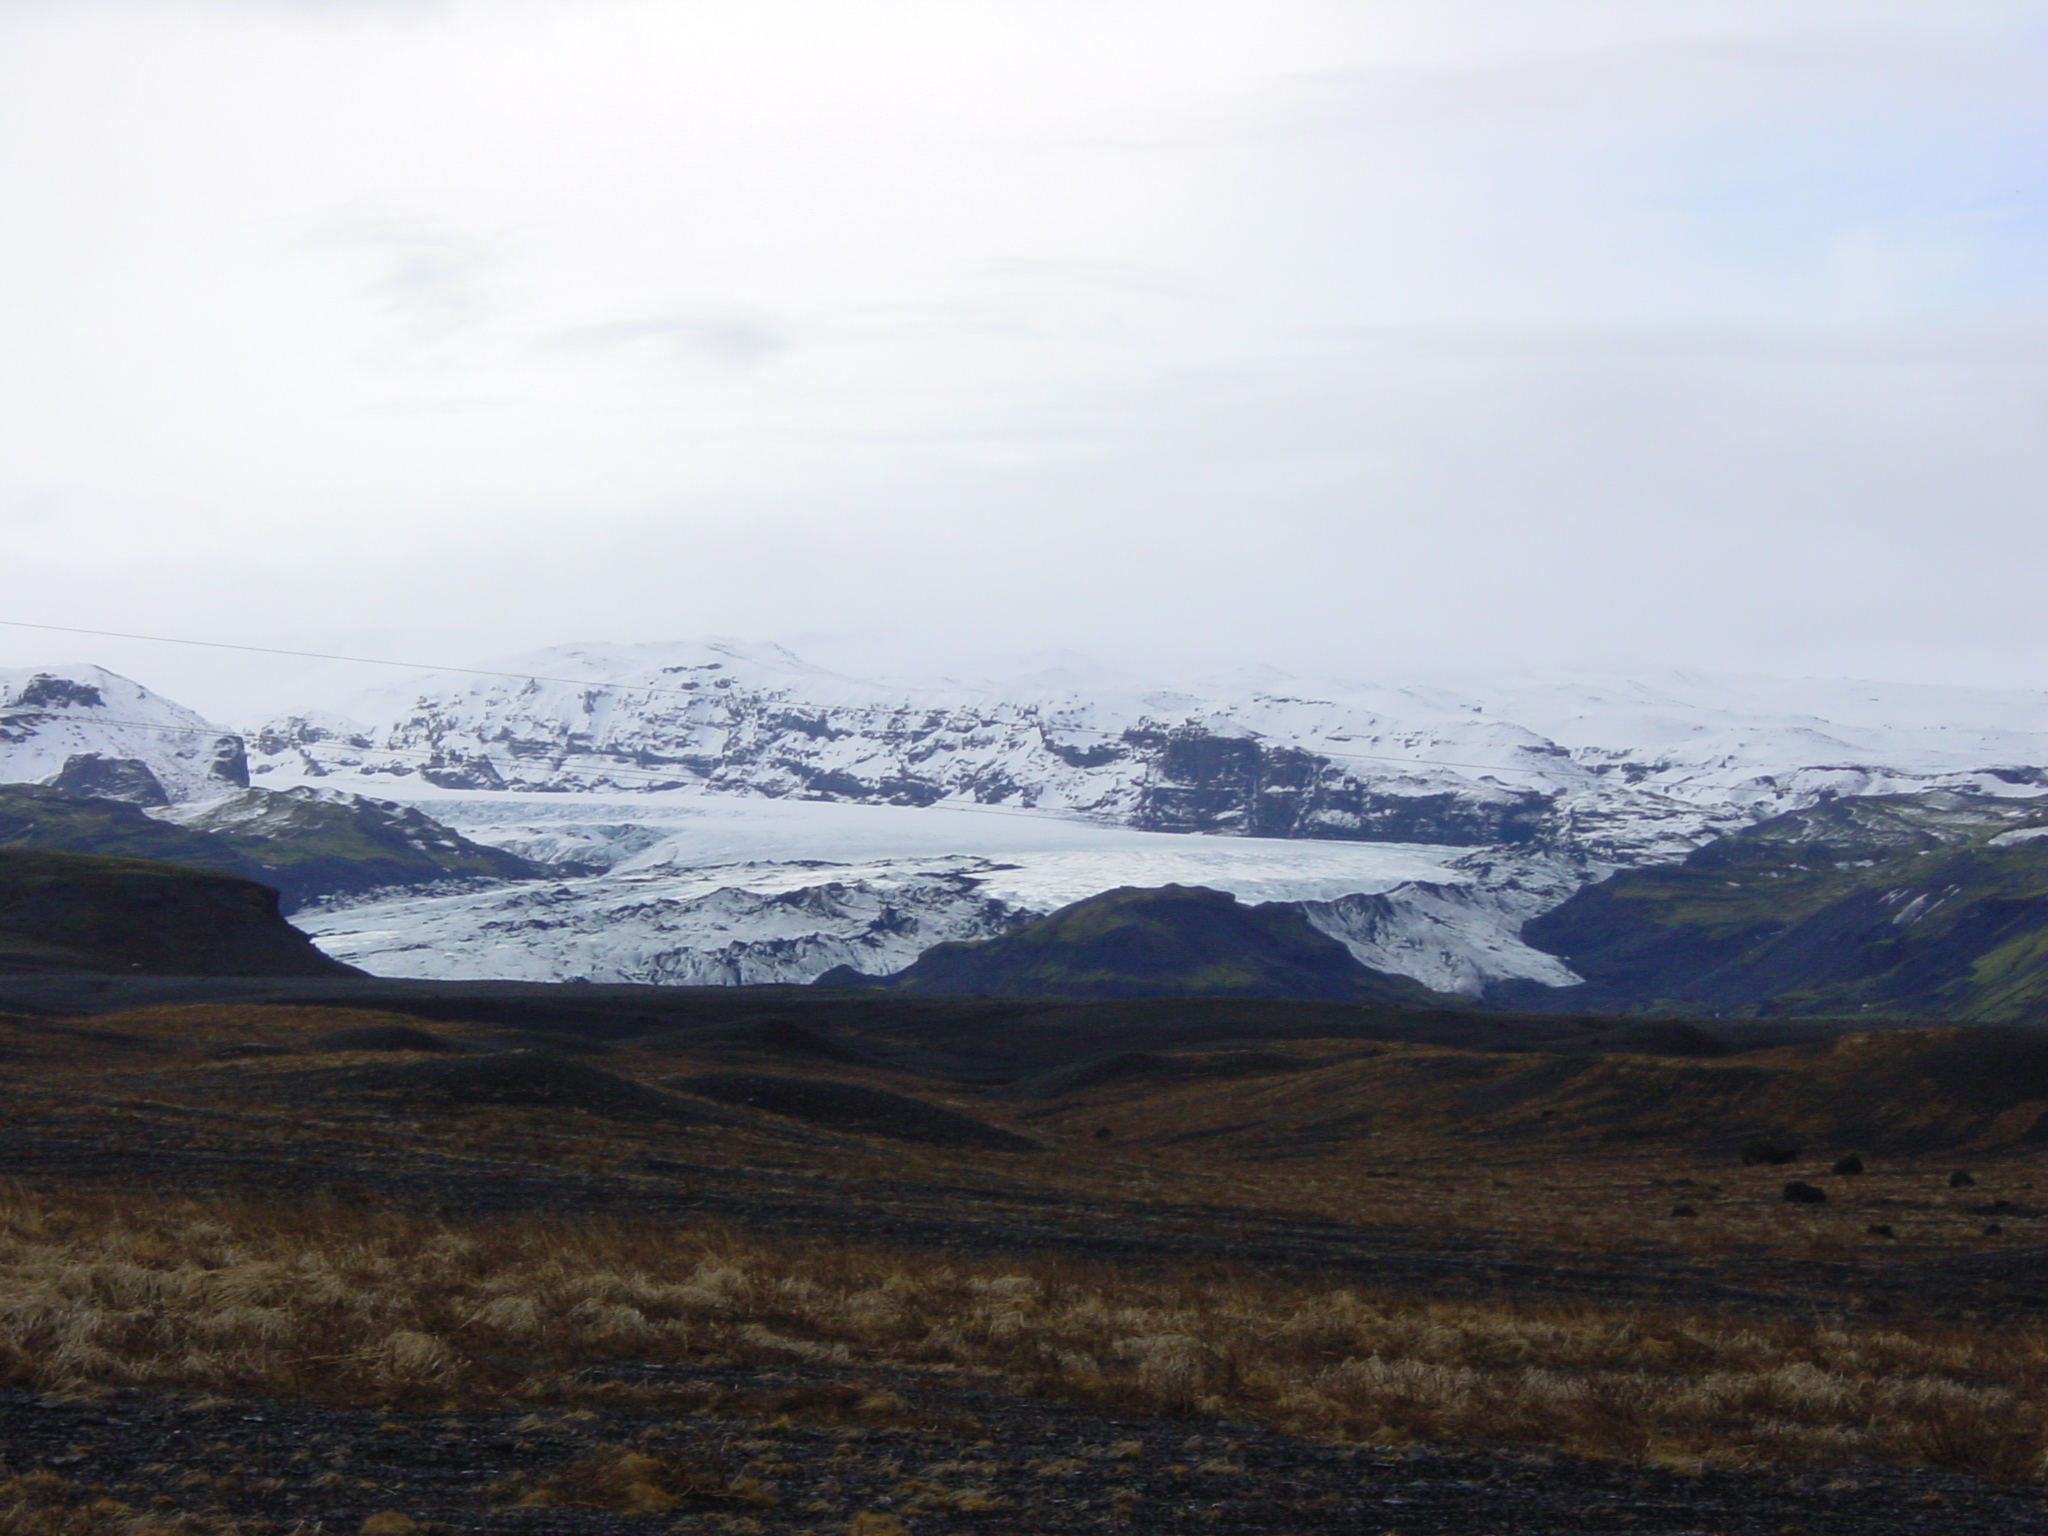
<box><xmin>2</xmin><ymin>0</ymin><xmax>2045</xmax><ymax>717</ymax></box>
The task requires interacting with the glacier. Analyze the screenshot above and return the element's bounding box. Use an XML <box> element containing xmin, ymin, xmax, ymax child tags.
<box><xmin>7</xmin><ymin>640</ymin><xmax>2048</xmax><ymax>995</ymax></box>
<box><xmin>291</xmin><ymin>790</ymin><xmax>1582</xmax><ymax>994</ymax></box>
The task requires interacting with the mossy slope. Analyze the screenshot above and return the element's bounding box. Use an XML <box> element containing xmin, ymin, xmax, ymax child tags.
<box><xmin>825</xmin><ymin>883</ymin><xmax>1451</xmax><ymax>1005</ymax></box>
<box><xmin>0</xmin><ymin>785</ymin><xmax>543</xmax><ymax>911</ymax></box>
<box><xmin>1519</xmin><ymin>792</ymin><xmax>2048</xmax><ymax>1020</ymax></box>
<box><xmin>0</xmin><ymin>785</ymin><xmax>269</xmax><ymax>882</ymax></box>
<box><xmin>175</xmin><ymin>787</ymin><xmax>545</xmax><ymax>908</ymax></box>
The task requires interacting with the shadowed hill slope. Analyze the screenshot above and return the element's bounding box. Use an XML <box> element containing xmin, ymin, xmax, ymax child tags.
<box><xmin>821</xmin><ymin>883</ymin><xmax>1454</xmax><ymax>1005</ymax></box>
<box><xmin>1015</xmin><ymin>1023</ymin><xmax>2048</xmax><ymax>1161</ymax></box>
<box><xmin>0</xmin><ymin>848</ymin><xmax>361</xmax><ymax>978</ymax></box>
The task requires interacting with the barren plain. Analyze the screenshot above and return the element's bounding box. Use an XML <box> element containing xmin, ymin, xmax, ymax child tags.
<box><xmin>0</xmin><ymin>990</ymin><xmax>2040</xmax><ymax>1533</ymax></box>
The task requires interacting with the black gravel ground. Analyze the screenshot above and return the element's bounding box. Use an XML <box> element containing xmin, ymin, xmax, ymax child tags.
<box><xmin>1</xmin><ymin>1366</ymin><xmax>2042</xmax><ymax>1534</ymax></box>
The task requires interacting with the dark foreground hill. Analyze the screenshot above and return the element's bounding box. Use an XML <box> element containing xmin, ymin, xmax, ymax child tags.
<box><xmin>0</xmin><ymin>847</ymin><xmax>360</xmax><ymax>977</ymax></box>
<box><xmin>821</xmin><ymin>883</ymin><xmax>1453</xmax><ymax>1005</ymax></box>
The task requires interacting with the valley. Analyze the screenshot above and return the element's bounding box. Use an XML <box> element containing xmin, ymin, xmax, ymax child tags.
<box><xmin>3</xmin><ymin>646</ymin><xmax>2048</xmax><ymax>1531</ymax></box>
<box><xmin>12</xmin><ymin>645</ymin><xmax>2048</xmax><ymax>1014</ymax></box>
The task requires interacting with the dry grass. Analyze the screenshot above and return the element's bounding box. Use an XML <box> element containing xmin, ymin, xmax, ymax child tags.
<box><xmin>0</xmin><ymin>1185</ymin><xmax>2041</xmax><ymax>1482</ymax></box>
<box><xmin>0</xmin><ymin>1470</ymin><xmax>260</xmax><ymax>1535</ymax></box>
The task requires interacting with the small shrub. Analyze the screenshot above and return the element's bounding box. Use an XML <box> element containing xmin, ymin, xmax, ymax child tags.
<box><xmin>1740</xmin><ymin>1136</ymin><xmax>1799</xmax><ymax>1166</ymax></box>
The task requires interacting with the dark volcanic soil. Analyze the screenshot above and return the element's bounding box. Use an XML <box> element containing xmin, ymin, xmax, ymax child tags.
<box><xmin>0</xmin><ymin>1084</ymin><xmax>2044</xmax><ymax>1325</ymax></box>
<box><xmin>1</xmin><ymin>990</ymin><xmax>2046</xmax><ymax>1531</ymax></box>
<box><xmin>3</xmin><ymin>1368</ymin><xmax>2041</xmax><ymax>1535</ymax></box>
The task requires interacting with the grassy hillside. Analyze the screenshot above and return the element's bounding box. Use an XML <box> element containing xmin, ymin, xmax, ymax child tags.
<box><xmin>826</xmin><ymin>883</ymin><xmax>1451</xmax><ymax>1005</ymax></box>
<box><xmin>0</xmin><ymin>783</ymin><xmax>544</xmax><ymax>910</ymax></box>
<box><xmin>176</xmin><ymin>786</ymin><xmax>545</xmax><ymax>907</ymax></box>
<box><xmin>1517</xmin><ymin>791</ymin><xmax>2048</xmax><ymax>1020</ymax></box>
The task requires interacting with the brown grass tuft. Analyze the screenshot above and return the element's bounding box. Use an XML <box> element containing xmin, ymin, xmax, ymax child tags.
<box><xmin>0</xmin><ymin>1183</ymin><xmax>2039</xmax><ymax>1480</ymax></box>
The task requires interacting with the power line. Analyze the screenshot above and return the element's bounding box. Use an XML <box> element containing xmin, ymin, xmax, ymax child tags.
<box><xmin>0</xmin><ymin>615</ymin><xmax>1566</xmax><ymax>780</ymax></box>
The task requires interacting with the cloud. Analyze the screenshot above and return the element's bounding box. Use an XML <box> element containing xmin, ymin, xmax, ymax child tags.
<box><xmin>548</xmin><ymin>314</ymin><xmax>786</xmax><ymax>369</ymax></box>
<box><xmin>0</xmin><ymin>0</ymin><xmax>2042</xmax><ymax>709</ymax></box>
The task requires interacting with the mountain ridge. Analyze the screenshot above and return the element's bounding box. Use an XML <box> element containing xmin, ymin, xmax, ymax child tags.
<box><xmin>240</xmin><ymin>640</ymin><xmax>2048</xmax><ymax>866</ymax></box>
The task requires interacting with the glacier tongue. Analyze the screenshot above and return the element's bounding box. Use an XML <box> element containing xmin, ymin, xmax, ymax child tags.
<box><xmin>294</xmin><ymin>791</ymin><xmax>1582</xmax><ymax>995</ymax></box>
<box><xmin>300</xmin><ymin>861</ymin><xmax>1023</xmax><ymax>987</ymax></box>
<box><xmin>1296</xmin><ymin>860</ymin><xmax>1588</xmax><ymax>997</ymax></box>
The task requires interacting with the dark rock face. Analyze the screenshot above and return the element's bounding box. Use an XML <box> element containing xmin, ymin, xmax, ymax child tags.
<box><xmin>825</xmin><ymin>884</ymin><xmax>1447</xmax><ymax>1005</ymax></box>
<box><xmin>208</xmin><ymin>735</ymin><xmax>251</xmax><ymax>788</ymax></box>
<box><xmin>11</xmin><ymin>675</ymin><xmax>104</xmax><ymax>710</ymax></box>
<box><xmin>1782</xmin><ymin>1180</ymin><xmax>1827</xmax><ymax>1205</ymax></box>
<box><xmin>0</xmin><ymin>848</ymin><xmax>359</xmax><ymax>977</ymax></box>
<box><xmin>1123</xmin><ymin>731</ymin><xmax>1553</xmax><ymax>845</ymax></box>
<box><xmin>46</xmin><ymin>754</ymin><xmax>171</xmax><ymax>807</ymax></box>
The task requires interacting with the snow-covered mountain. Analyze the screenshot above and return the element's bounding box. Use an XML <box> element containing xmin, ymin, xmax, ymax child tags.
<box><xmin>248</xmin><ymin>640</ymin><xmax>2048</xmax><ymax>865</ymax></box>
<box><xmin>0</xmin><ymin>664</ymin><xmax>248</xmax><ymax>802</ymax></box>
<box><xmin>8</xmin><ymin>642</ymin><xmax>2048</xmax><ymax>996</ymax></box>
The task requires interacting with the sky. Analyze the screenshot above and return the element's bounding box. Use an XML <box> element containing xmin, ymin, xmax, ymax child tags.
<box><xmin>1</xmin><ymin>0</ymin><xmax>2045</xmax><ymax>719</ymax></box>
